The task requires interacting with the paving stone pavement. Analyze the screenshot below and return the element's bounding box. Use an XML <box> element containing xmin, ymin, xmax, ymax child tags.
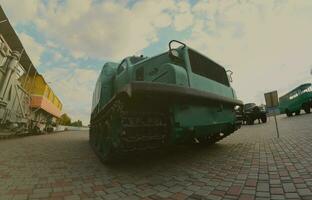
<box><xmin>0</xmin><ymin>114</ymin><xmax>311</xmax><ymax>200</ymax></box>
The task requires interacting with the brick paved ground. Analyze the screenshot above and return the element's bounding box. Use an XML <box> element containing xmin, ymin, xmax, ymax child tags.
<box><xmin>0</xmin><ymin>114</ymin><xmax>311</xmax><ymax>200</ymax></box>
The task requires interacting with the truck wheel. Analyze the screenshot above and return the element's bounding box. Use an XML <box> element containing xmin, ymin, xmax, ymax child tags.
<box><xmin>247</xmin><ymin>117</ymin><xmax>254</xmax><ymax>125</ymax></box>
<box><xmin>295</xmin><ymin>110</ymin><xmax>300</xmax><ymax>115</ymax></box>
<box><xmin>261</xmin><ymin>115</ymin><xmax>267</xmax><ymax>123</ymax></box>
<box><xmin>303</xmin><ymin>104</ymin><xmax>311</xmax><ymax>114</ymax></box>
<box><xmin>286</xmin><ymin>110</ymin><xmax>292</xmax><ymax>117</ymax></box>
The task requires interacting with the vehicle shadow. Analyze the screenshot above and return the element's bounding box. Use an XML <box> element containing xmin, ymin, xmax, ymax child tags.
<box><xmin>102</xmin><ymin>143</ymin><xmax>230</xmax><ymax>170</ymax></box>
<box><xmin>279</xmin><ymin>112</ymin><xmax>311</xmax><ymax>120</ymax></box>
<box><xmin>241</xmin><ymin>119</ymin><xmax>267</xmax><ymax>126</ymax></box>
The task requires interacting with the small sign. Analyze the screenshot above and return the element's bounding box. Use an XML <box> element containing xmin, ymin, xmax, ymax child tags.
<box><xmin>264</xmin><ymin>90</ymin><xmax>279</xmax><ymax>108</ymax></box>
<box><xmin>264</xmin><ymin>90</ymin><xmax>280</xmax><ymax>138</ymax></box>
<box><xmin>266</xmin><ymin>107</ymin><xmax>280</xmax><ymax>115</ymax></box>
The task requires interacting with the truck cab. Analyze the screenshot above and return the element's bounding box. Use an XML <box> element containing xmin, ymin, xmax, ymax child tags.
<box><xmin>114</xmin><ymin>41</ymin><xmax>235</xmax><ymax>101</ymax></box>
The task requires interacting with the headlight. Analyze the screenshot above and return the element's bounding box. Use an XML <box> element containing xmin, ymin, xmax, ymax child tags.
<box><xmin>169</xmin><ymin>49</ymin><xmax>179</xmax><ymax>58</ymax></box>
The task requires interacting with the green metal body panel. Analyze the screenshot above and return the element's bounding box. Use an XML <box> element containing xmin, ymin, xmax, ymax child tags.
<box><xmin>279</xmin><ymin>83</ymin><xmax>312</xmax><ymax>113</ymax></box>
<box><xmin>91</xmin><ymin>62</ymin><xmax>118</xmax><ymax>118</ymax></box>
<box><xmin>90</xmin><ymin>41</ymin><xmax>243</xmax><ymax>159</ymax></box>
<box><xmin>191</xmin><ymin>74</ymin><xmax>234</xmax><ymax>98</ymax></box>
<box><xmin>171</xmin><ymin>104</ymin><xmax>235</xmax><ymax>142</ymax></box>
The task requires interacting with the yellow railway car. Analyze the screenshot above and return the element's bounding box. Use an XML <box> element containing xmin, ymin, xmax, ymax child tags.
<box><xmin>23</xmin><ymin>75</ymin><xmax>62</xmax><ymax>118</ymax></box>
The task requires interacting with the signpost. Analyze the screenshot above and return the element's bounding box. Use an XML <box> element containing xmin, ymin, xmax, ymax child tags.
<box><xmin>264</xmin><ymin>91</ymin><xmax>280</xmax><ymax>138</ymax></box>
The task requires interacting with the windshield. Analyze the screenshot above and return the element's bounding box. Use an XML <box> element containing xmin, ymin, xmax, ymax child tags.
<box><xmin>188</xmin><ymin>49</ymin><xmax>229</xmax><ymax>86</ymax></box>
<box><xmin>244</xmin><ymin>103</ymin><xmax>256</xmax><ymax>110</ymax></box>
<box><xmin>129</xmin><ymin>56</ymin><xmax>147</xmax><ymax>65</ymax></box>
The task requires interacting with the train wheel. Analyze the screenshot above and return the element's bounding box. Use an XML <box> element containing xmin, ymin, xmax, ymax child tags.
<box><xmin>295</xmin><ymin>110</ymin><xmax>300</xmax><ymax>115</ymax></box>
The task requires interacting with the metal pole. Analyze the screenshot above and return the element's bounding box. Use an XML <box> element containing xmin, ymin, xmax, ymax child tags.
<box><xmin>19</xmin><ymin>49</ymin><xmax>24</xmax><ymax>62</ymax></box>
<box><xmin>29</xmin><ymin>72</ymin><xmax>37</xmax><ymax>95</ymax></box>
<box><xmin>7</xmin><ymin>50</ymin><xmax>24</xmax><ymax>114</ymax></box>
<box><xmin>0</xmin><ymin>19</ymin><xmax>7</xmax><ymax>24</ymax></box>
<box><xmin>274</xmin><ymin>111</ymin><xmax>279</xmax><ymax>138</ymax></box>
<box><xmin>28</xmin><ymin>72</ymin><xmax>37</xmax><ymax>124</ymax></box>
<box><xmin>19</xmin><ymin>63</ymin><xmax>32</xmax><ymax>122</ymax></box>
<box><xmin>0</xmin><ymin>52</ymin><xmax>21</xmax><ymax>98</ymax></box>
<box><xmin>14</xmin><ymin>85</ymin><xmax>25</xmax><ymax>117</ymax></box>
<box><xmin>22</xmin><ymin>63</ymin><xmax>31</xmax><ymax>88</ymax></box>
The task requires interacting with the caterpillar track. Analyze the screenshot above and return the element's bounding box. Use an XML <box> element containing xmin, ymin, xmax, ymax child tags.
<box><xmin>90</xmin><ymin>97</ymin><xmax>239</xmax><ymax>163</ymax></box>
<box><xmin>90</xmin><ymin>97</ymin><xmax>169</xmax><ymax>162</ymax></box>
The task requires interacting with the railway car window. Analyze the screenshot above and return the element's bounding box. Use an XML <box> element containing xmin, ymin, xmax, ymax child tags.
<box><xmin>280</xmin><ymin>84</ymin><xmax>312</xmax><ymax>102</ymax></box>
<box><xmin>245</xmin><ymin>103</ymin><xmax>256</xmax><ymax>110</ymax></box>
<box><xmin>302</xmin><ymin>85</ymin><xmax>312</xmax><ymax>94</ymax></box>
<box><xmin>117</xmin><ymin>60</ymin><xmax>127</xmax><ymax>75</ymax></box>
<box><xmin>289</xmin><ymin>91</ymin><xmax>299</xmax><ymax>100</ymax></box>
<box><xmin>188</xmin><ymin>49</ymin><xmax>229</xmax><ymax>86</ymax></box>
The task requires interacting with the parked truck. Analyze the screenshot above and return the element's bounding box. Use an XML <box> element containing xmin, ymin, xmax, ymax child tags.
<box><xmin>90</xmin><ymin>40</ymin><xmax>243</xmax><ymax>162</ymax></box>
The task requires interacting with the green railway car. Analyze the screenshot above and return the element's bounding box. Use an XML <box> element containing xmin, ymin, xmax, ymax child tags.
<box><xmin>90</xmin><ymin>40</ymin><xmax>243</xmax><ymax>162</ymax></box>
<box><xmin>279</xmin><ymin>83</ymin><xmax>312</xmax><ymax>116</ymax></box>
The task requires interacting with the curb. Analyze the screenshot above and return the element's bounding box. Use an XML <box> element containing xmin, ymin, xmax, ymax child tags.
<box><xmin>0</xmin><ymin>131</ymin><xmax>65</xmax><ymax>140</ymax></box>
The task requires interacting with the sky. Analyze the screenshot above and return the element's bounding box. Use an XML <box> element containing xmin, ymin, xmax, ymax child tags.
<box><xmin>0</xmin><ymin>0</ymin><xmax>311</xmax><ymax>125</ymax></box>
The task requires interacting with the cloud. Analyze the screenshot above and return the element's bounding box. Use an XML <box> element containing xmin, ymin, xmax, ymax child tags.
<box><xmin>33</xmin><ymin>0</ymin><xmax>177</xmax><ymax>60</ymax></box>
<box><xmin>172</xmin><ymin>1</ymin><xmax>194</xmax><ymax>31</ymax></box>
<box><xmin>44</xmin><ymin>67</ymin><xmax>98</xmax><ymax>124</ymax></box>
<box><xmin>18</xmin><ymin>32</ymin><xmax>44</xmax><ymax>66</ymax></box>
<box><xmin>52</xmin><ymin>51</ymin><xmax>63</xmax><ymax>61</ymax></box>
<box><xmin>3</xmin><ymin>0</ymin><xmax>312</xmax><ymax>122</ymax></box>
<box><xmin>46</xmin><ymin>40</ymin><xmax>59</xmax><ymax>49</ymax></box>
<box><xmin>0</xmin><ymin>0</ymin><xmax>40</xmax><ymax>24</ymax></box>
<box><xmin>186</xmin><ymin>0</ymin><xmax>312</xmax><ymax>103</ymax></box>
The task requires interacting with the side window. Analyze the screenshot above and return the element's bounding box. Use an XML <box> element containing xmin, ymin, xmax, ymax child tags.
<box><xmin>117</xmin><ymin>60</ymin><xmax>127</xmax><ymax>75</ymax></box>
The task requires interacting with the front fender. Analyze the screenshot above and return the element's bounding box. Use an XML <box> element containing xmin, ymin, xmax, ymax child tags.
<box><xmin>134</xmin><ymin>63</ymin><xmax>188</xmax><ymax>86</ymax></box>
<box><xmin>160</xmin><ymin>63</ymin><xmax>188</xmax><ymax>87</ymax></box>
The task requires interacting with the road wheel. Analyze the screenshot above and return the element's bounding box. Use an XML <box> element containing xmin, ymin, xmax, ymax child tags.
<box><xmin>303</xmin><ymin>104</ymin><xmax>311</xmax><ymax>114</ymax></box>
<box><xmin>200</xmin><ymin>133</ymin><xmax>225</xmax><ymax>145</ymax></box>
<box><xmin>199</xmin><ymin>136</ymin><xmax>216</xmax><ymax>145</ymax></box>
<box><xmin>246</xmin><ymin>116</ymin><xmax>254</xmax><ymax>125</ymax></box>
<box><xmin>286</xmin><ymin>110</ymin><xmax>292</xmax><ymax>117</ymax></box>
<box><xmin>99</xmin><ymin>136</ymin><xmax>114</xmax><ymax>162</ymax></box>
<box><xmin>261</xmin><ymin>115</ymin><xmax>267</xmax><ymax>123</ymax></box>
<box><xmin>295</xmin><ymin>110</ymin><xmax>300</xmax><ymax>115</ymax></box>
<box><xmin>98</xmin><ymin>116</ymin><xmax>119</xmax><ymax>163</ymax></box>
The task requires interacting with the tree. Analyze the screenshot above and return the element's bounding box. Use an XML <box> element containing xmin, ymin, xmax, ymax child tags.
<box><xmin>71</xmin><ymin>120</ymin><xmax>83</xmax><ymax>127</ymax></box>
<box><xmin>57</xmin><ymin>113</ymin><xmax>71</xmax><ymax>126</ymax></box>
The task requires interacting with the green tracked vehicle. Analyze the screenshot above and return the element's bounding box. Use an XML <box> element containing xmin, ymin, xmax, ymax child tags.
<box><xmin>90</xmin><ymin>40</ymin><xmax>243</xmax><ymax>162</ymax></box>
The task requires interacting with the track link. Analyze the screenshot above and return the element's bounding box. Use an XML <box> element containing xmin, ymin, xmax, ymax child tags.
<box><xmin>90</xmin><ymin>97</ymin><xmax>169</xmax><ymax>162</ymax></box>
